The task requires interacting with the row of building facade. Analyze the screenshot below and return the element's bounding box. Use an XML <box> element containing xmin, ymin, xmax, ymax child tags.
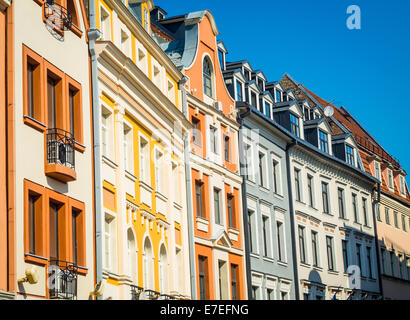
<box><xmin>0</xmin><ymin>0</ymin><xmax>409</xmax><ymax>300</ymax></box>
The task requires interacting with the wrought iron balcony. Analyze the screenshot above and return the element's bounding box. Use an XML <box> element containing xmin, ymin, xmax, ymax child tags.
<box><xmin>43</xmin><ymin>0</ymin><xmax>72</xmax><ymax>33</ymax></box>
<box><xmin>46</xmin><ymin>128</ymin><xmax>76</xmax><ymax>182</ymax></box>
<box><xmin>130</xmin><ymin>285</ymin><xmax>144</xmax><ymax>301</ymax></box>
<box><xmin>48</xmin><ymin>259</ymin><xmax>78</xmax><ymax>300</ymax></box>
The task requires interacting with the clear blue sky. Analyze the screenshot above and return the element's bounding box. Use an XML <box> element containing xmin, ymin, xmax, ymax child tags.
<box><xmin>157</xmin><ymin>0</ymin><xmax>410</xmax><ymax>175</ymax></box>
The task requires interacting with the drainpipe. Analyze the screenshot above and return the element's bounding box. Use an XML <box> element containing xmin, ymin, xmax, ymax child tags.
<box><xmin>372</xmin><ymin>182</ymin><xmax>384</xmax><ymax>299</ymax></box>
<box><xmin>236</xmin><ymin>103</ymin><xmax>253</xmax><ymax>299</ymax></box>
<box><xmin>179</xmin><ymin>77</ymin><xmax>197</xmax><ymax>300</ymax></box>
<box><xmin>285</xmin><ymin>141</ymin><xmax>300</xmax><ymax>300</ymax></box>
<box><xmin>87</xmin><ymin>0</ymin><xmax>103</xmax><ymax>300</ymax></box>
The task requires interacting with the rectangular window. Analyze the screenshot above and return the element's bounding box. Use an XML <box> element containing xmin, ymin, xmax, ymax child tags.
<box><xmin>104</xmin><ymin>216</ymin><xmax>112</xmax><ymax>270</ymax></box>
<box><xmin>374</xmin><ymin>162</ymin><xmax>381</xmax><ymax>181</ymax></box>
<box><xmin>210</xmin><ymin>127</ymin><xmax>218</xmax><ymax>154</ymax></box>
<box><xmin>72</xmin><ymin>209</ymin><xmax>80</xmax><ymax>265</ymax></box>
<box><xmin>346</xmin><ymin>145</ymin><xmax>355</xmax><ymax>166</ymax></box>
<box><xmin>23</xmin><ymin>46</ymin><xmax>43</xmax><ymax>125</ymax></box>
<box><xmin>394</xmin><ymin>211</ymin><xmax>399</xmax><ymax>229</ymax></box>
<box><xmin>258</xmin><ymin>152</ymin><xmax>266</xmax><ymax>187</ymax></box>
<box><xmin>272</xmin><ymin>160</ymin><xmax>279</xmax><ymax>194</ymax></box>
<box><xmin>294</xmin><ymin>169</ymin><xmax>301</xmax><ymax>202</ymax></box>
<box><xmin>298</xmin><ymin>226</ymin><xmax>306</xmax><ymax>264</ymax></box>
<box><xmin>231</xmin><ymin>264</ymin><xmax>238</xmax><ymax>300</ymax></box>
<box><xmin>49</xmin><ymin>201</ymin><xmax>60</xmax><ymax>262</ymax></box>
<box><xmin>28</xmin><ymin>194</ymin><xmax>41</xmax><ymax>255</ymax></box>
<box><xmin>267</xmin><ymin>289</ymin><xmax>275</xmax><ymax>300</ymax></box>
<box><xmin>102</xmin><ymin>107</ymin><xmax>113</xmax><ymax>159</ymax></box>
<box><xmin>376</xmin><ymin>203</ymin><xmax>381</xmax><ymax>222</ymax></box>
<box><xmin>262</xmin><ymin>216</ymin><xmax>270</xmax><ymax>257</ymax></box>
<box><xmin>67</xmin><ymin>80</ymin><xmax>82</xmax><ymax>143</ymax></box>
<box><xmin>400</xmin><ymin>176</ymin><xmax>406</xmax><ymax>196</ymax></box>
<box><xmin>236</xmin><ymin>81</ymin><xmax>243</xmax><ymax>102</ymax></box>
<box><xmin>362</xmin><ymin>198</ymin><xmax>368</xmax><ymax>226</ymax></box>
<box><xmin>155</xmin><ymin>150</ymin><xmax>163</xmax><ymax>193</ymax></box>
<box><xmin>352</xmin><ymin>193</ymin><xmax>359</xmax><ymax>223</ymax></box>
<box><xmin>198</xmin><ymin>256</ymin><xmax>208</xmax><ymax>300</ymax></box>
<box><xmin>251</xmin><ymin>92</ymin><xmax>257</xmax><ymax>108</ymax></box>
<box><xmin>381</xmin><ymin>248</ymin><xmax>386</xmax><ymax>274</ymax></box>
<box><xmin>265</xmin><ymin>102</ymin><xmax>271</xmax><ymax>118</ymax></box>
<box><xmin>227</xmin><ymin>194</ymin><xmax>235</xmax><ymax>229</ymax></box>
<box><xmin>192</xmin><ymin>117</ymin><xmax>201</xmax><ymax>146</ymax></box>
<box><xmin>385</xmin><ymin>207</ymin><xmax>390</xmax><ymax>225</ymax></box>
<box><xmin>356</xmin><ymin>244</ymin><xmax>363</xmax><ymax>276</ymax></box>
<box><xmin>402</xmin><ymin>215</ymin><xmax>407</xmax><ymax>232</ymax></box>
<box><xmin>248</xmin><ymin>210</ymin><xmax>255</xmax><ymax>253</ymax></box>
<box><xmin>326</xmin><ymin>236</ymin><xmax>335</xmax><ymax>271</ymax></box>
<box><xmin>388</xmin><ymin>169</ymin><xmax>394</xmax><ymax>189</ymax></box>
<box><xmin>290</xmin><ymin>113</ymin><xmax>300</xmax><ymax>137</ymax></box>
<box><xmin>322</xmin><ymin>182</ymin><xmax>329</xmax><ymax>214</ymax></box>
<box><xmin>390</xmin><ymin>251</ymin><xmax>395</xmax><ymax>277</ymax></box>
<box><xmin>47</xmin><ymin>77</ymin><xmax>57</xmax><ymax>129</ymax></box>
<box><xmin>214</xmin><ymin>188</ymin><xmax>221</xmax><ymax>225</ymax></box>
<box><xmin>245</xmin><ymin>144</ymin><xmax>253</xmax><ymax>181</ymax></box>
<box><xmin>338</xmin><ymin>188</ymin><xmax>345</xmax><ymax>219</ymax></box>
<box><xmin>195</xmin><ymin>181</ymin><xmax>204</xmax><ymax>218</ymax></box>
<box><xmin>307</xmin><ymin>174</ymin><xmax>314</xmax><ymax>207</ymax></box>
<box><xmin>277</xmin><ymin>221</ymin><xmax>285</xmax><ymax>262</ymax></box>
<box><xmin>319</xmin><ymin>130</ymin><xmax>328</xmax><ymax>153</ymax></box>
<box><xmin>311</xmin><ymin>231</ymin><xmax>319</xmax><ymax>267</ymax></box>
<box><xmin>275</xmin><ymin>90</ymin><xmax>281</xmax><ymax>103</ymax></box>
<box><xmin>224</xmin><ymin>135</ymin><xmax>230</xmax><ymax>162</ymax></box>
<box><xmin>367</xmin><ymin>247</ymin><xmax>373</xmax><ymax>278</ymax></box>
<box><xmin>342</xmin><ymin>240</ymin><xmax>349</xmax><ymax>272</ymax></box>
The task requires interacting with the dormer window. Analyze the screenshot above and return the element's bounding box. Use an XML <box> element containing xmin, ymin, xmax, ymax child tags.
<box><xmin>264</xmin><ymin>102</ymin><xmax>271</xmax><ymax>118</ymax></box>
<box><xmin>218</xmin><ymin>49</ymin><xmax>225</xmax><ymax>71</ymax></box>
<box><xmin>143</xmin><ymin>8</ymin><xmax>150</xmax><ymax>32</ymax></box>
<box><xmin>275</xmin><ymin>89</ymin><xmax>281</xmax><ymax>103</ymax></box>
<box><xmin>387</xmin><ymin>169</ymin><xmax>394</xmax><ymax>189</ymax></box>
<box><xmin>400</xmin><ymin>176</ymin><xmax>406</xmax><ymax>196</ymax></box>
<box><xmin>346</xmin><ymin>145</ymin><xmax>355</xmax><ymax>166</ymax></box>
<box><xmin>236</xmin><ymin>80</ymin><xmax>243</xmax><ymax>102</ymax></box>
<box><xmin>318</xmin><ymin>130</ymin><xmax>329</xmax><ymax>153</ymax></box>
<box><xmin>251</xmin><ymin>91</ymin><xmax>257</xmax><ymax>108</ymax></box>
<box><xmin>374</xmin><ymin>161</ymin><xmax>381</xmax><ymax>181</ymax></box>
<box><xmin>203</xmin><ymin>57</ymin><xmax>214</xmax><ymax>98</ymax></box>
<box><xmin>283</xmin><ymin>92</ymin><xmax>288</xmax><ymax>102</ymax></box>
<box><xmin>290</xmin><ymin>113</ymin><xmax>300</xmax><ymax>137</ymax></box>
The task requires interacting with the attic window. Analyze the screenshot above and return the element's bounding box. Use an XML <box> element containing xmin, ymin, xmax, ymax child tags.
<box><xmin>318</xmin><ymin>130</ymin><xmax>329</xmax><ymax>154</ymax></box>
<box><xmin>400</xmin><ymin>176</ymin><xmax>406</xmax><ymax>196</ymax></box>
<box><xmin>275</xmin><ymin>89</ymin><xmax>281</xmax><ymax>103</ymax></box>
<box><xmin>388</xmin><ymin>169</ymin><xmax>394</xmax><ymax>189</ymax></box>
<box><xmin>346</xmin><ymin>145</ymin><xmax>355</xmax><ymax>166</ymax></box>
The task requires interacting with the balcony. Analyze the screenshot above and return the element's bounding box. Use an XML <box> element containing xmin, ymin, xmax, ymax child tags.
<box><xmin>130</xmin><ymin>286</ymin><xmax>178</xmax><ymax>300</ymax></box>
<box><xmin>45</xmin><ymin>128</ymin><xmax>76</xmax><ymax>183</ymax></box>
<box><xmin>43</xmin><ymin>0</ymin><xmax>72</xmax><ymax>35</ymax></box>
<box><xmin>48</xmin><ymin>259</ymin><xmax>78</xmax><ymax>300</ymax></box>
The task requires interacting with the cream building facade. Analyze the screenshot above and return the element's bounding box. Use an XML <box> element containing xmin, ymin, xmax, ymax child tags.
<box><xmin>91</xmin><ymin>0</ymin><xmax>192</xmax><ymax>300</ymax></box>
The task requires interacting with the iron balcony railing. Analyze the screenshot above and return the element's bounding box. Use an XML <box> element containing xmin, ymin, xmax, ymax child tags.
<box><xmin>48</xmin><ymin>259</ymin><xmax>78</xmax><ymax>300</ymax></box>
<box><xmin>44</xmin><ymin>0</ymin><xmax>73</xmax><ymax>33</ymax></box>
<box><xmin>130</xmin><ymin>286</ymin><xmax>179</xmax><ymax>300</ymax></box>
<box><xmin>46</xmin><ymin>128</ymin><xmax>75</xmax><ymax>170</ymax></box>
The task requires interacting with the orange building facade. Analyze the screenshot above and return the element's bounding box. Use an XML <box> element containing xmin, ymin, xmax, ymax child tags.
<box><xmin>151</xmin><ymin>10</ymin><xmax>247</xmax><ymax>299</ymax></box>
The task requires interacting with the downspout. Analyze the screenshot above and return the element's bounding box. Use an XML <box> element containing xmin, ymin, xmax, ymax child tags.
<box><xmin>87</xmin><ymin>0</ymin><xmax>103</xmax><ymax>300</ymax></box>
<box><xmin>286</xmin><ymin>141</ymin><xmax>300</xmax><ymax>300</ymax></box>
<box><xmin>372</xmin><ymin>182</ymin><xmax>384</xmax><ymax>299</ymax></box>
<box><xmin>236</xmin><ymin>104</ymin><xmax>253</xmax><ymax>299</ymax></box>
<box><xmin>179</xmin><ymin>77</ymin><xmax>197</xmax><ymax>300</ymax></box>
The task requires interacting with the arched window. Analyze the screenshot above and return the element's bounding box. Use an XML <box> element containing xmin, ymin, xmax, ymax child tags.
<box><xmin>127</xmin><ymin>229</ymin><xmax>137</xmax><ymax>283</ymax></box>
<box><xmin>143</xmin><ymin>237</ymin><xmax>153</xmax><ymax>290</ymax></box>
<box><xmin>159</xmin><ymin>245</ymin><xmax>168</xmax><ymax>294</ymax></box>
<box><xmin>203</xmin><ymin>57</ymin><xmax>213</xmax><ymax>98</ymax></box>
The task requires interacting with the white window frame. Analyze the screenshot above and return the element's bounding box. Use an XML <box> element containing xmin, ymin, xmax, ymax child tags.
<box><xmin>139</xmin><ymin>134</ymin><xmax>150</xmax><ymax>184</ymax></box>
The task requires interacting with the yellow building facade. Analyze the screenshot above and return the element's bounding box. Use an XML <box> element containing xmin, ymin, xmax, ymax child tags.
<box><xmin>93</xmin><ymin>0</ymin><xmax>192</xmax><ymax>299</ymax></box>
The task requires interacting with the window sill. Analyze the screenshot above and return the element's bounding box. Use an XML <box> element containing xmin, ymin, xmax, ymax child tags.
<box><xmin>328</xmin><ymin>270</ymin><xmax>339</xmax><ymax>275</ymax></box>
<box><xmin>77</xmin><ymin>266</ymin><xmax>89</xmax><ymax>276</ymax></box>
<box><xmin>23</xmin><ymin>116</ymin><xmax>46</xmax><ymax>133</ymax></box>
<box><xmin>24</xmin><ymin>253</ymin><xmax>48</xmax><ymax>266</ymax></box>
<box><xmin>250</xmin><ymin>253</ymin><xmax>259</xmax><ymax>259</ymax></box>
<box><xmin>262</xmin><ymin>257</ymin><xmax>275</xmax><ymax>263</ymax></box>
<box><xmin>300</xmin><ymin>262</ymin><xmax>311</xmax><ymax>268</ymax></box>
<box><xmin>277</xmin><ymin>261</ymin><xmax>288</xmax><ymax>267</ymax></box>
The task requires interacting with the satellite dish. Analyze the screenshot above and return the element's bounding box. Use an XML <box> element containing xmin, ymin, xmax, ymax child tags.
<box><xmin>324</xmin><ymin>106</ymin><xmax>334</xmax><ymax>117</ymax></box>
